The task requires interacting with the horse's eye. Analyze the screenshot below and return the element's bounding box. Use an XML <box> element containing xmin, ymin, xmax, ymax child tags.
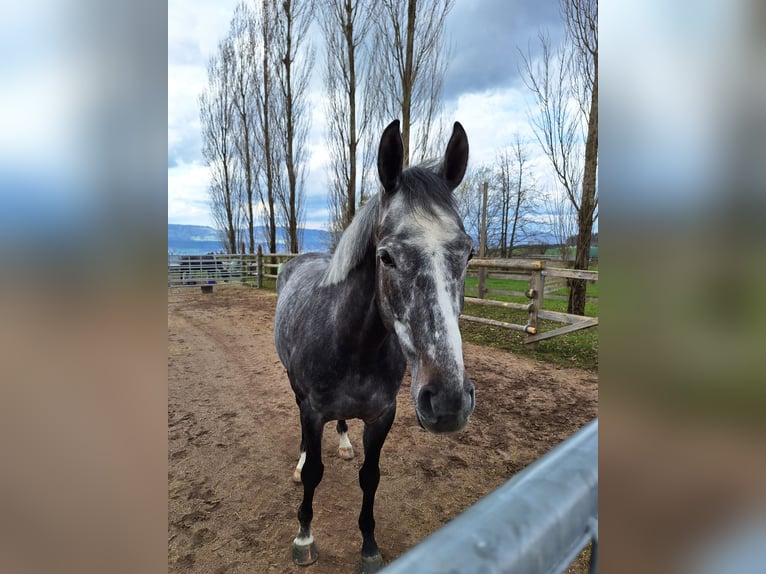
<box><xmin>378</xmin><ymin>250</ymin><xmax>396</xmax><ymax>269</ymax></box>
<box><xmin>468</xmin><ymin>249</ymin><xmax>475</xmax><ymax>262</ymax></box>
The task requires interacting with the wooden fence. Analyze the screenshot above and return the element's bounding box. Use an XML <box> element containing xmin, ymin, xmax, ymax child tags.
<box><xmin>169</xmin><ymin>252</ymin><xmax>597</xmax><ymax>344</ymax></box>
<box><xmin>463</xmin><ymin>258</ymin><xmax>598</xmax><ymax>345</ymax></box>
<box><xmin>254</xmin><ymin>246</ymin><xmax>299</xmax><ymax>287</ymax></box>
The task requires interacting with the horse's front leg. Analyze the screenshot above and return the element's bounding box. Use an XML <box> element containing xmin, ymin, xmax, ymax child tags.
<box><xmin>358</xmin><ymin>407</ymin><xmax>396</xmax><ymax>574</ymax></box>
<box><xmin>292</xmin><ymin>407</ymin><xmax>324</xmax><ymax>566</ymax></box>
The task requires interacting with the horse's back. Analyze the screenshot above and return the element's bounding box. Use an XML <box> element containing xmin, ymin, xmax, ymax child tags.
<box><xmin>275</xmin><ymin>253</ymin><xmax>331</xmax><ymax>367</ymax></box>
<box><xmin>277</xmin><ymin>252</ymin><xmax>329</xmax><ymax>295</ymax></box>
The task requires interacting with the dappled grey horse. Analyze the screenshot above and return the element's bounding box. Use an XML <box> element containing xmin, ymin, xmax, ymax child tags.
<box><xmin>274</xmin><ymin>120</ymin><xmax>475</xmax><ymax>573</ymax></box>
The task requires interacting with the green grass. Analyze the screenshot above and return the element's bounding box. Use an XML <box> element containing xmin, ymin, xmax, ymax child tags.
<box><xmin>460</xmin><ymin>302</ymin><xmax>598</xmax><ymax>371</ymax></box>
<box><xmin>465</xmin><ymin>275</ymin><xmax>528</xmax><ymax>293</ymax></box>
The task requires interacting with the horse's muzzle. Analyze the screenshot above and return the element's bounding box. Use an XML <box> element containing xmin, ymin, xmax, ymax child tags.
<box><xmin>415</xmin><ymin>376</ymin><xmax>475</xmax><ymax>433</ymax></box>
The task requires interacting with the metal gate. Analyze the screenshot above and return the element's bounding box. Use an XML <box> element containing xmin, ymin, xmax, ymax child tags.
<box><xmin>167</xmin><ymin>253</ymin><xmax>258</xmax><ymax>287</ymax></box>
<box><xmin>382</xmin><ymin>419</ymin><xmax>598</xmax><ymax>574</ymax></box>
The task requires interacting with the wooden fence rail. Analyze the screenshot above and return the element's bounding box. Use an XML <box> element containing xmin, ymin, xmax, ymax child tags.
<box><xmin>169</xmin><ymin>253</ymin><xmax>597</xmax><ymax>344</ymax></box>
<box><xmin>463</xmin><ymin>258</ymin><xmax>598</xmax><ymax>345</ymax></box>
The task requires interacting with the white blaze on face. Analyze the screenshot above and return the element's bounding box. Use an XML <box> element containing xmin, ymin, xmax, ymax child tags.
<box><xmin>433</xmin><ymin>253</ymin><xmax>465</xmax><ymax>371</ymax></box>
<box><xmin>409</xmin><ymin>206</ymin><xmax>466</xmax><ymax>373</ymax></box>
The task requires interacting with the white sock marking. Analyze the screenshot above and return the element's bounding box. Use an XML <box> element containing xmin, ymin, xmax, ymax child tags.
<box><xmin>294</xmin><ymin>532</ymin><xmax>314</xmax><ymax>546</ymax></box>
<box><xmin>296</xmin><ymin>451</ymin><xmax>306</xmax><ymax>471</ymax></box>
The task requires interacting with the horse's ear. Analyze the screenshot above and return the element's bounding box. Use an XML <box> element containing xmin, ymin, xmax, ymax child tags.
<box><xmin>377</xmin><ymin>120</ymin><xmax>404</xmax><ymax>194</ymax></box>
<box><xmin>441</xmin><ymin>122</ymin><xmax>469</xmax><ymax>191</ymax></box>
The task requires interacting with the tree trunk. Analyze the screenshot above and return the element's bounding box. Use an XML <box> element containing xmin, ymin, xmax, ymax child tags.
<box><xmin>283</xmin><ymin>0</ymin><xmax>299</xmax><ymax>254</ymax></box>
<box><xmin>401</xmin><ymin>0</ymin><xmax>416</xmax><ymax>166</ymax></box>
<box><xmin>243</xmin><ymin>121</ymin><xmax>255</xmax><ymax>253</ymax></box>
<box><xmin>568</xmin><ymin>57</ymin><xmax>598</xmax><ymax>315</ymax></box>
<box><xmin>262</xmin><ymin>0</ymin><xmax>277</xmax><ymax>255</ymax></box>
<box><xmin>224</xmin><ymin>167</ymin><xmax>236</xmax><ymax>254</ymax></box>
<box><xmin>345</xmin><ymin>0</ymin><xmax>357</xmax><ymax>228</ymax></box>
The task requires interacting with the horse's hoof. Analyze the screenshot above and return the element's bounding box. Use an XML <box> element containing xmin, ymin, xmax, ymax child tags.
<box><xmin>292</xmin><ymin>541</ymin><xmax>318</xmax><ymax>566</ymax></box>
<box><xmin>358</xmin><ymin>553</ymin><xmax>385</xmax><ymax>574</ymax></box>
<box><xmin>292</xmin><ymin>468</ymin><xmax>302</xmax><ymax>483</ymax></box>
<box><xmin>338</xmin><ymin>446</ymin><xmax>355</xmax><ymax>460</ymax></box>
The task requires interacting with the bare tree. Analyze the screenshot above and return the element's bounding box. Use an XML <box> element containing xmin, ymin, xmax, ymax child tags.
<box><xmin>200</xmin><ymin>39</ymin><xmax>243</xmax><ymax>253</ymax></box>
<box><xmin>565</xmin><ymin>0</ymin><xmax>598</xmax><ymax>312</ymax></box>
<box><xmin>274</xmin><ymin>0</ymin><xmax>314</xmax><ymax>254</ymax></box>
<box><xmin>521</xmin><ymin>0</ymin><xmax>597</xmax><ymax>315</ymax></box>
<box><xmin>373</xmin><ymin>0</ymin><xmax>453</xmax><ymax>166</ymax></box>
<box><xmin>454</xmin><ymin>164</ymin><xmax>499</xmax><ymax>250</ymax></box>
<box><xmin>320</xmin><ymin>0</ymin><xmax>376</xmax><ymax>237</ymax></box>
<box><xmin>229</xmin><ymin>2</ymin><xmax>260</xmax><ymax>253</ymax></box>
<box><xmin>253</xmin><ymin>0</ymin><xmax>280</xmax><ymax>255</ymax></box>
<box><xmin>545</xmin><ymin>188</ymin><xmax>577</xmax><ymax>263</ymax></box>
<box><xmin>494</xmin><ymin>136</ymin><xmax>539</xmax><ymax>257</ymax></box>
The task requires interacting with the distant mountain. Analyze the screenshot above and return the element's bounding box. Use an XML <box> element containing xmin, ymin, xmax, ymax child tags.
<box><xmin>168</xmin><ymin>224</ymin><xmax>332</xmax><ymax>255</ymax></box>
<box><xmin>168</xmin><ymin>224</ymin><xmax>220</xmax><ymax>243</ymax></box>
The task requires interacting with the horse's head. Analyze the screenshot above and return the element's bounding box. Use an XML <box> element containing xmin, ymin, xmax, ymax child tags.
<box><xmin>374</xmin><ymin>120</ymin><xmax>475</xmax><ymax>433</ymax></box>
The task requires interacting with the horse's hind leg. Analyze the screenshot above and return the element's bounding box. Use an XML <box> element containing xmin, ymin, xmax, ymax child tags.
<box><xmin>336</xmin><ymin>420</ymin><xmax>354</xmax><ymax>460</ymax></box>
<box><xmin>292</xmin><ymin>392</ymin><xmax>307</xmax><ymax>483</ymax></box>
<box><xmin>292</xmin><ymin>406</ymin><xmax>324</xmax><ymax>566</ymax></box>
<box><xmin>357</xmin><ymin>407</ymin><xmax>396</xmax><ymax>574</ymax></box>
<box><xmin>292</xmin><ymin>433</ymin><xmax>306</xmax><ymax>483</ymax></box>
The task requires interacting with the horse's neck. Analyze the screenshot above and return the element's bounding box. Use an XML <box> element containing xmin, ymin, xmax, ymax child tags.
<box><xmin>339</xmin><ymin>254</ymin><xmax>389</xmax><ymax>347</ymax></box>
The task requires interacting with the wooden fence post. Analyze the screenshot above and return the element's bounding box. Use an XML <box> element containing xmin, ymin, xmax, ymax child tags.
<box><xmin>526</xmin><ymin>261</ymin><xmax>545</xmax><ymax>347</ymax></box>
<box><xmin>477</xmin><ymin>181</ymin><xmax>489</xmax><ymax>299</ymax></box>
<box><xmin>256</xmin><ymin>245</ymin><xmax>263</xmax><ymax>289</ymax></box>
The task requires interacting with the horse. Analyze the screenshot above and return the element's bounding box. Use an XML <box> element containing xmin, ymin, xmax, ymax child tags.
<box><xmin>274</xmin><ymin>119</ymin><xmax>475</xmax><ymax>573</ymax></box>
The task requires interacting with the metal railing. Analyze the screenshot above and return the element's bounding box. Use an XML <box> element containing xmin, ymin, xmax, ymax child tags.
<box><xmin>167</xmin><ymin>253</ymin><xmax>258</xmax><ymax>287</ymax></box>
<box><xmin>167</xmin><ymin>250</ymin><xmax>298</xmax><ymax>289</ymax></box>
<box><xmin>382</xmin><ymin>419</ymin><xmax>598</xmax><ymax>574</ymax></box>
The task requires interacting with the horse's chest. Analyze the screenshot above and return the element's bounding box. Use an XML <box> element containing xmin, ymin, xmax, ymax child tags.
<box><xmin>305</xmin><ymin>353</ymin><xmax>406</xmax><ymax>421</ymax></box>
<box><xmin>311</xmin><ymin>373</ymin><xmax>403</xmax><ymax>421</ymax></box>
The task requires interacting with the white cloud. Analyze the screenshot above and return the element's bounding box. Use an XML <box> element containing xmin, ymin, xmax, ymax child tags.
<box><xmin>450</xmin><ymin>86</ymin><xmax>536</xmax><ymax>166</ymax></box>
<box><xmin>168</xmin><ymin>0</ymin><xmax>572</xmax><ymax>236</ymax></box>
<box><xmin>168</xmin><ymin>0</ymin><xmax>241</xmax><ymax>227</ymax></box>
<box><xmin>167</xmin><ymin>161</ymin><xmax>211</xmax><ymax>226</ymax></box>
<box><xmin>168</xmin><ymin>64</ymin><xmax>206</xmax><ymax>162</ymax></box>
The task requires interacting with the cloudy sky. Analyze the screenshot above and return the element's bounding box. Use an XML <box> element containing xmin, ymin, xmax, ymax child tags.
<box><xmin>168</xmin><ymin>0</ymin><xmax>565</xmax><ymax>230</ymax></box>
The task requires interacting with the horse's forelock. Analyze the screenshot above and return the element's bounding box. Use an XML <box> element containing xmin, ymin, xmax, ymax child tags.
<box><xmin>395</xmin><ymin>165</ymin><xmax>460</xmax><ymax>220</ymax></box>
<box><xmin>398</xmin><ymin>162</ymin><xmax>460</xmax><ymax>227</ymax></box>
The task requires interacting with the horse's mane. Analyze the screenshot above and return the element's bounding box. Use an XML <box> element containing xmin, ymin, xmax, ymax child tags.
<box><xmin>321</xmin><ymin>193</ymin><xmax>380</xmax><ymax>286</ymax></box>
<box><xmin>321</xmin><ymin>164</ymin><xmax>459</xmax><ymax>287</ymax></box>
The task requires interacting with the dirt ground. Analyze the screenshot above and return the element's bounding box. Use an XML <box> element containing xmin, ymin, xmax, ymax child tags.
<box><xmin>168</xmin><ymin>286</ymin><xmax>598</xmax><ymax>573</ymax></box>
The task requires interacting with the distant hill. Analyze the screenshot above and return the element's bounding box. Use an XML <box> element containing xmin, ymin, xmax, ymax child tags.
<box><xmin>168</xmin><ymin>224</ymin><xmax>332</xmax><ymax>255</ymax></box>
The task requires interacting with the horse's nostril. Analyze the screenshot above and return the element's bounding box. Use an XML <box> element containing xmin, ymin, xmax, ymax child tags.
<box><xmin>418</xmin><ymin>388</ymin><xmax>435</xmax><ymax>420</ymax></box>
